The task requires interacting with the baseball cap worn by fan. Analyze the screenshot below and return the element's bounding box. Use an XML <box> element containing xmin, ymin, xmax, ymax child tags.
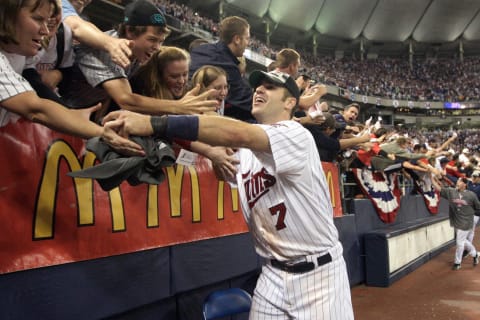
<box><xmin>472</xmin><ymin>171</ymin><xmax>480</xmax><ymax>178</ymax></box>
<box><xmin>249</xmin><ymin>70</ymin><xmax>301</xmax><ymax>103</ymax></box>
<box><xmin>124</xmin><ymin>0</ymin><xmax>166</xmax><ymax>27</ymax></box>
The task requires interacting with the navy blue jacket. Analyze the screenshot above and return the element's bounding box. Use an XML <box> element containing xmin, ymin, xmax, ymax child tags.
<box><xmin>190</xmin><ymin>42</ymin><xmax>254</xmax><ymax>122</ymax></box>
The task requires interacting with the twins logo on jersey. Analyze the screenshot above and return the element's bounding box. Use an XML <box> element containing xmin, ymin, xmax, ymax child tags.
<box><xmin>242</xmin><ymin>167</ymin><xmax>276</xmax><ymax>209</ymax></box>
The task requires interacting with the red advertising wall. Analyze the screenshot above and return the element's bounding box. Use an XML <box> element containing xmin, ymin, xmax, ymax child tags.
<box><xmin>0</xmin><ymin>120</ymin><xmax>342</xmax><ymax>274</ymax></box>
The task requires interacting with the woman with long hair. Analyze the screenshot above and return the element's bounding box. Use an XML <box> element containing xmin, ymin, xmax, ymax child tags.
<box><xmin>130</xmin><ymin>49</ymin><xmax>238</xmax><ymax>179</ymax></box>
<box><xmin>130</xmin><ymin>46</ymin><xmax>190</xmax><ymax>100</ymax></box>
<box><xmin>191</xmin><ymin>65</ymin><xmax>229</xmax><ymax>115</ymax></box>
<box><xmin>0</xmin><ymin>0</ymin><xmax>139</xmax><ymax>152</ymax></box>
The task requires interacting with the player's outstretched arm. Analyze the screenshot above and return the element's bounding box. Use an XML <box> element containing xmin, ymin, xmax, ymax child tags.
<box><xmin>197</xmin><ymin>116</ymin><xmax>269</xmax><ymax>152</ymax></box>
<box><xmin>102</xmin><ymin>111</ymin><xmax>270</xmax><ymax>152</ymax></box>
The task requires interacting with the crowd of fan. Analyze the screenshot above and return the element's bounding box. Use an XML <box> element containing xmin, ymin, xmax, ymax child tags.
<box><xmin>302</xmin><ymin>54</ymin><xmax>480</xmax><ymax>102</ymax></box>
<box><xmin>154</xmin><ymin>1</ymin><xmax>277</xmax><ymax>59</ymax></box>
<box><xmin>324</xmin><ymin>105</ymin><xmax>480</xmax><ymax>199</ymax></box>
<box><xmin>5</xmin><ymin>0</ymin><xmax>480</xmax><ymax>169</ymax></box>
<box><xmin>318</xmin><ymin>104</ymin><xmax>480</xmax><ymax>173</ymax></box>
<box><xmin>3</xmin><ymin>0</ymin><xmax>480</xmax><ymax>213</ymax></box>
<box><xmin>154</xmin><ymin>0</ymin><xmax>219</xmax><ymax>37</ymax></box>
<box><xmin>153</xmin><ymin>0</ymin><xmax>480</xmax><ymax>103</ymax></box>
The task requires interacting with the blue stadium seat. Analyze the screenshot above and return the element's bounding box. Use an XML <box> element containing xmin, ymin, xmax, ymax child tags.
<box><xmin>202</xmin><ymin>288</ymin><xmax>252</xmax><ymax>320</ymax></box>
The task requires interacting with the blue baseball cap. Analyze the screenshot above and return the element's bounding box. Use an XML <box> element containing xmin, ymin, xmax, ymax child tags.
<box><xmin>124</xmin><ymin>0</ymin><xmax>166</xmax><ymax>27</ymax></box>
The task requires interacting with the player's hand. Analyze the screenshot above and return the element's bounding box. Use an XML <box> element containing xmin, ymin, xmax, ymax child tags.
<box><xmin>176</xmin><ymin>84</ymin><xmax>220</xmax><ymax>114</ymax></box>
<box><xmin>102</xmin><ymin>110</ymin><xmax>154</xmax><ymax>137</ymax></box>
<box><xmin>205</xmin><ymin>147</ymin><xmax>239</xmax><ymax>181</ymax></box>
<box><xmin>106</xmin><ymin>38</ymin><xmax>133</xmax><ymax>69</ymax></box>
<box><xmin>101</xmin><ymin>116</ymin><xmax>147</xmax><ymax>156</ymax></box>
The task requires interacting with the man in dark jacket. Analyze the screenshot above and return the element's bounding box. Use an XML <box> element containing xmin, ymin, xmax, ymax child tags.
<box><xmin>189</xmin><ymin>16</ymin><xmax>254</xmax><ymax>122</ymax></box>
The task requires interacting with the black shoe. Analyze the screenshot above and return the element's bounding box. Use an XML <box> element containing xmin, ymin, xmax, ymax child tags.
<box><xmin>474</xmin><ymin>254</ymin><xmax>479</xmax><ymax>266</ymax></box>
<box><xmin>462</xmin><ymin>250</ymin><xmax>469</xmax><ymax>259</ymax></box>
<box><xmin>452</xmin><ymin>263</ymin><xmax>461</xmax><ymax>270</ymax></box>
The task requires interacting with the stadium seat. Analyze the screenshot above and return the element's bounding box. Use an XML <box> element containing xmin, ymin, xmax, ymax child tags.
<box><xmin>202</xmin><ymin>288</ymin><xmax>252</xmax><ymax>320</ymax></box>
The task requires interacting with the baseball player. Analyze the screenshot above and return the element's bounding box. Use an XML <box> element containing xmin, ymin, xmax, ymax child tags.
<box><xmin>466</xmin><ymin>172</ymin><xmax>480</xmax><ymax>254</ymax></box>
<box><xmin>436</xmin><ymin>177</ymin><xmax>480</xmax><ymax>270</ymax></box>
<box><xmin>102</xmin><ymin>70</ymin><xmax>354</xmax><ymax>319</ymax></box>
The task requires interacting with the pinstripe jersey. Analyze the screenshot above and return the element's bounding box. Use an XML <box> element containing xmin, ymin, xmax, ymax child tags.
<box><xmin>0</xmin><ymin>50</ymin><xmax>32</xmax><ymax>127</ymax></box>
<box><xmin>236</xmin><ymin>120</ymin><xmax>340</xmax><ymax>261</ymax></box>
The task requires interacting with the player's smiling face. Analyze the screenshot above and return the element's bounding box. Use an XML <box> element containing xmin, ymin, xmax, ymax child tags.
<box><xmin>252</xmin><ymin>81</ymin><xmax>289</xmax><ymax>123</ymax></box>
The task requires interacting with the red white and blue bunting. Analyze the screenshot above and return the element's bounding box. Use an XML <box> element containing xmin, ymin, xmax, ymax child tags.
<box><xmin>352</xmin><ymin>168</ymin><xmax>402</xmax><ymax>223</ymax></box>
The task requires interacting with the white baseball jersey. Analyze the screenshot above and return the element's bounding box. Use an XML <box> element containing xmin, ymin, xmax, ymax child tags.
<box><xmin>235</xmin><ymin>120</ymin><xmax>339</xmax><ymax>261</ymax></box>
<box><xmin>236</xmin><ymin>120</ymin><xmax>353</xmax><ymax>319</ymax></box>
<box><xmin>0</xmin><ymin>50</ymin><xmax>31</xmax><ymax>127</ymax></box>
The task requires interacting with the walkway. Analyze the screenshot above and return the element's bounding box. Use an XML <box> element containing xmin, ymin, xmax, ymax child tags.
<box><xmin>351</xmin><ymin>227</ymin><xmax>480</xmax><ymax>320</ymax></box>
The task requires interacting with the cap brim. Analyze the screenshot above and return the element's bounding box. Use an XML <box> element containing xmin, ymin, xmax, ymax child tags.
<box><xmin>248</xmin><ymin>70</ymin><xmax>266</xmax><ymax>89</ymax></box>
<box><xmin>249</xmin><ymin>70</ymin><xmax>285</xmax><ymax>88</ymax></box>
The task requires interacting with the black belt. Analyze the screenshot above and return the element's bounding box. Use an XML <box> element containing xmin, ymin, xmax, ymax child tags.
<box><xmin>270</xmin><ymin>253</ymin><xmax>332</xmax><ymax>274</ymax></box>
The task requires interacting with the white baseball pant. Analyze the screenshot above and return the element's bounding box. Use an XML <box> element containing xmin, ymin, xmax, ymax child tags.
<box><xmin>249</xmin><ymin>243</ymin><xmax>354</xmax><ymax>319</ymax></box>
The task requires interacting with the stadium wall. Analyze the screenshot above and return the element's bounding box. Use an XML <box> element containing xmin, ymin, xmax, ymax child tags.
<box><xmin>0</xmin><ymin>121</ymin><xmax>454</xmax><ymax>319</ymax></box>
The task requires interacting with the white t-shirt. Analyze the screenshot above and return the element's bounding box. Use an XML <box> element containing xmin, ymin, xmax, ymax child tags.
<box><xmin>235</xmin><ymin>120</ymin><xmax>340</xmax><ymax>261</ymax></box>
<box><xmin>0</xmin><ymin>49</ymin><xmax>32</xmax><ymax>127</ymax></box>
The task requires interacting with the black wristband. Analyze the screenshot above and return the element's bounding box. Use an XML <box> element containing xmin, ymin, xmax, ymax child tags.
<box><xmin>151</xmin><ymin>115</ymin><xmax>200</xmax><ymax>141</ymax></box>
<box><xmin>150</xmin><ymin>115</ymin><xmax>168</xmax><ymax>139</ymax></box>
<box><xmin>166</xmin><ymin>115</ymin><xmax>199</xmax><ymax>141</ymax></box>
